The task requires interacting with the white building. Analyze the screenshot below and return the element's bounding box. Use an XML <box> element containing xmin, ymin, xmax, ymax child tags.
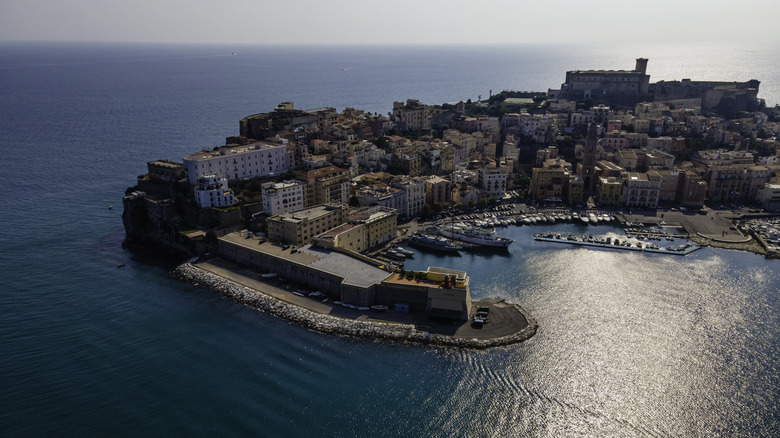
<box><xmin>757</xmin><ymin>183</ymin><xmax>780</xmax><ymax>211</ymax></box>
<box><xmin>747</xmin><ymin>166</ymin><xmax>772</xmax><ymax>202</ymax></box>
<box><xmin>194</xmin><ymin>174</ymin><xmax>236</xmax><ymax>208</ymax></box>
<box><xmin>392</xmin><ymin>176</ymin><xmax>426</xmax><ymax>219</ymax></box>
<box><xmin>183</xmin><ymin>141</ymin><xmax>290</xmax><ymax>184</ymax></box>
<box><xmin>478</xmin><ymin>166</ymin><xmax>508</xmax><ymax>199</ymax></box>
<box><xmin>356</xmin><ymin>185</ymin><xmax>403</xmax><ymax>213</ymax></box>
<box><xmin>356</xmin><ymin>144</ymin><xmax>387</xmax><ymax>171</ymax></box>
<box><xmin>451</xmin><ymin>169</ymin><xmax>477</xmax><ymax>186</ymax></box>
<box><xmin>262</xmin><ymin>180</ymin><xmax>304</xmax><ymax>216</ymax></box>
<box><xmin>570</xmin><ymin>112</ymin><xmax>596</xmax><ymax>127</ymax></box>
<box><xmin>646</xmin><ymin>136</ymin><xmax>673</xmax><ymax>153</ymax></box>
<box><xmin>621</xmin><ymin>172</ymin><xmax>661</xmax><ymax>208</ymax></box>
<box><xmin>519</xmin><ymin>113</ymin><xmax>555</xmax><ymax>137</ymax></box>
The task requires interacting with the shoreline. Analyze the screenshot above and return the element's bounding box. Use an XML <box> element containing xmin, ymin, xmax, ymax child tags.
<box><xmin>173</xmin><ymin>262</ymin><xmax>538</xmax><ymax>350</ymax></box>
<box><xmin>617</xmin><ymin>209</ymin><xmax>773</xmax><ymax>257</ymax></box>
<box><xmin>689</xmin><ymin>234</ymin><xmax>769</xmax><ymax>256</ymax></box>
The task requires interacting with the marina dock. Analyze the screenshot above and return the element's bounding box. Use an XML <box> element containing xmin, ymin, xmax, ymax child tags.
<box><xmin>534</xmin><ymin>232</ymin><xmax>701</xmax><ymax>255</ymax></box>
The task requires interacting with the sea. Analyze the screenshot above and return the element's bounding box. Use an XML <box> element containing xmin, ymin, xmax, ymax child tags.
<box><xmin>1</xmin><ymin>41</ymin><xmax>779</xmax><ymax>437</ymax></box>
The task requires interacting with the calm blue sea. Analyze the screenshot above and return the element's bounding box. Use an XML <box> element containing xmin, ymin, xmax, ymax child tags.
<box><xmin>1</xmin><ymin>41</ymin><xmax>779</xmax><ymax>437</ymax></box>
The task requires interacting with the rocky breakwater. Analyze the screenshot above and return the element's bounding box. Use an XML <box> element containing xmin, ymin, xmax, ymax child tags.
<box><xmin>173</xmin><ymin>263</ymin><xmax>537</xmax><ymax>349</ymax></box>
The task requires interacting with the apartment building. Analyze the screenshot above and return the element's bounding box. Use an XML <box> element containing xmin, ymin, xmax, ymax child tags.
<box><xmin>298</xmin><ymin>166</ymin><xmax>350</xmax><ymax>207</ymax></box>
<box><xmin>621</xmin><ymin>172</ymin><xmax>661</xmax><ymax>208</ymax></box>
<box><xmin>267</xmin><ymin>204</ymin><xmax>346</xmax><ymax>245</ymax></box>
<box><xmin>262</xmin><ymin>180</ymin><xmax>304</xmax><ymax>216</ymax></box>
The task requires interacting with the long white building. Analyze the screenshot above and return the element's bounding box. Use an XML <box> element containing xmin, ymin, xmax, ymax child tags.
<box><xmin>262</xmin><ymin>180</ymin><xmax>304</xmax><ymax>216</ymax></box>
<box><xmin>183</xmin><ymin>141</ymin><xmax>290</xmax><ymax>184</ymax></box>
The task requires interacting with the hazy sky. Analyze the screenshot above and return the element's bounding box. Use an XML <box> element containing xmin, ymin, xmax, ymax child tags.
<box><xmin>1</xmin><ymin>0</ymin><xmax>778</xmax><ymax>45</ymax></box>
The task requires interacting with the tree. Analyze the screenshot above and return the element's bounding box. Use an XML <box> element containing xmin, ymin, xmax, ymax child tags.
<box><xmin>374</xmin><ymin>136</ymin><xmax>391</xmax><ymax>152</ymax></box>
<box><xmin>580</xmin><ymin>98</ymin><xmax>595</xmax><ymax>111</ymax></box>
<box><xmin>515</xmin><ymin>176</ymin><xmax>531</xmax><ymax>188</ymax></box>
<box><xmin>246</xmin><ymin>180</ymin><xmax>263</xmax><ymax>193</ymax></box>
<box><xmin>478</xmin><ymin>198</ymin><xmax>488</xmax><ymax>207</ymax></box>
<box><xmin>421</xmin><ymin>203</ymin><xmax>431</xmax><ymax>217</ymax></box>
<box><xmin>205</xmin><ymin>229</ymin><xmax>218</xmax><ymax>251</ymax></box>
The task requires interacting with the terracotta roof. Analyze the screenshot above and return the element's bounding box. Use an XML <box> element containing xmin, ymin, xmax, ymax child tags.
<box><xmin>300</xmin><ymin>166</ymin><xmax>345</xmax><ymax>179</ymax></box>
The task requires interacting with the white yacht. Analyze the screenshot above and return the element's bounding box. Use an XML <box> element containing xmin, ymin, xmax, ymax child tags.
<box><xmin>439</xmin><ymin>222</ymin><xmax>513</xmax><ymax>248</ymax></box>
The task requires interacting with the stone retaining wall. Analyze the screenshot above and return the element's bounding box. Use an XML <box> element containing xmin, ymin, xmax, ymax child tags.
<box><xmin>173</xmin><ymin>263</ymin><xmax>537</xmax><ymax>349</ymax></box>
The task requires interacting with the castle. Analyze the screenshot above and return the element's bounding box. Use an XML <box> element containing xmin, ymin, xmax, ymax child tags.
<box><xmin>556</xmin><ymin>58</ymin><xmax>651</xmax><ymax>105</ymax></box>
<box><xmin>553</xmin><ymin>58</ymin><xmax>761</xmax><ymax>115</ymax></box>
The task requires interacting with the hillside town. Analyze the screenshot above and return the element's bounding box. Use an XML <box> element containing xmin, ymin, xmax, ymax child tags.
<box><xmin>125</xmin><ymin>59</ymin><xmax>780</xmax><ymax>259</ymax></box>
<box><xmin>122</xmin><ymin>57</ymin><xmax>780</xmax><ymax>334</ymax></box>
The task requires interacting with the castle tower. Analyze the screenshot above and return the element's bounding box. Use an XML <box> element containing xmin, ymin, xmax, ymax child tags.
<box><xmin>635</xmin><ymin>58</ymin><xmax>648</xmax><ymax>75</ymax></box>
<box><xmin>579</xmin><ymin>123</ymin><xmax>600</xmax><ymax>195</ymax></box>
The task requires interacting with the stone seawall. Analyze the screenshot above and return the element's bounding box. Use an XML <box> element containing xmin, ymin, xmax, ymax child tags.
<box><xmin>173</xmin><ymin>263</ymin><xmax>537</xmax><ymax>349</ymax></box>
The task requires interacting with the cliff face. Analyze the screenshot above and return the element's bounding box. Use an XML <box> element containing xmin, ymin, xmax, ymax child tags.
<box><xmin>122</xmin><ymin>191</ymin><xmax>205</xmax><ymax>258</ymax></box>
<box><xmin>123</xmin><ymin>192</ymin><xmax>146</xmax><ymax>234</ymax></box>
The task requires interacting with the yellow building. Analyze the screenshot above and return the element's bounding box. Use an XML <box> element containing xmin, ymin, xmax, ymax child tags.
<box><xmin>530</xmin><ymin>160</ymin><xmax>571</xmax><ymax>202</ymax></box>
<box><xmin>298</xmin><ymin>166</ymin><xmax>350</xmax><ymax>207</ymax></box>
<box><xmin>312</xmin><ymin>206</ymin><xmax>398</xmax><ymax>253</ymax></box>
<box><xmin>313</xmin><ymin>223</ymin><xmax>365</xmax><ymax>252</ymax></box>
<box><xmin>349</xmin><ymin>207</ymin><xmax>398</xmax><ymax>249</ymax></box>
<box><xmin>391</xmin><ymin>153</ymin><xmax>421</xmax><ymax>176</ymax></box>
<box><xmin>379</xmin><ymin>267</ymin><xmax>472</xmax><ymax>321</ymax></box>
<box><xmin>565</xmin><ymin>175</ymin><xmax>585</xmax><ymax>205</ymax></box>
<box><xmin>425</xmin><ymin>175</ymin><xmax>452</xmax><ymax>205</ymax></box>
<box><xmin>596</xmin><ymin>176</ymin><xmax>622</xmax><ymax>207</ymax></box>
<box><xmin>267</xmin><ymin>204</ymin><xmax>346</xmax><ymax>245</ymax></box>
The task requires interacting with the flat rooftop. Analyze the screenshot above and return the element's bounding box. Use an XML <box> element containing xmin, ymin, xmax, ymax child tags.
<box><xmin>568</xmin><ymin>69</ymin><xmax>643</xmax><ymax>75</ymax></box>
<box><xmin>317</xmin><ymin>223</ymin><xmax>357</xmax><ymax>239</ymax></box>
<box><xmin>148</xmin><ymin>160</ymin><xmax>182</xmax><ymax>168</ymax></box>
<box><xmin>504</xmin><ymin>98</ymin><xmax>534</xmax><ymax>105</ymax></box>
<box><xmin>302</xmin><ymin>246</ymin><xmax>392</xmax><ymax>288</ymax></box>
<box><xmin>185</xmin><ymin>141</ymin><xmax>284</xmax><ymax>161</ymax></box>
<box><xmin>383</xmin><ymin>273</ymin><xmax>446</xmax><ymax>288</ymax></box>
<box><xmin>347</xmin><ymin>207</ymin><xmax>395</xmax><ymax>223</ymax></box>
<box><xmin>220</xmin><ymin>232</ymin><xmax>391</xmax><ymax>288</ymax></box>
<box><xmin>273</xmin><ymin>204</ymin><xmax>341</xmax><ymax>223</ymax></box>
<box><xmin>383</xmin><ymin>267</ymin><xmax>468</xmax><ymax>290</ymax></box>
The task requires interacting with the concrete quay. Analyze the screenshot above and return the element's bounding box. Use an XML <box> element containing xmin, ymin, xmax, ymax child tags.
<box><xmin>535</xmin><ymin>234</ymin><xmax>701</xmax><ymax>255</ymax></box>
<box><xmin>616</xmin><ymin>208</ymin><xmax>765</xmax><ymax>255</ymax></box>
<box><xmin>174</xmin><ymin>259</ymin><xmax>537</xmax><ymax>349</ymax></box>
